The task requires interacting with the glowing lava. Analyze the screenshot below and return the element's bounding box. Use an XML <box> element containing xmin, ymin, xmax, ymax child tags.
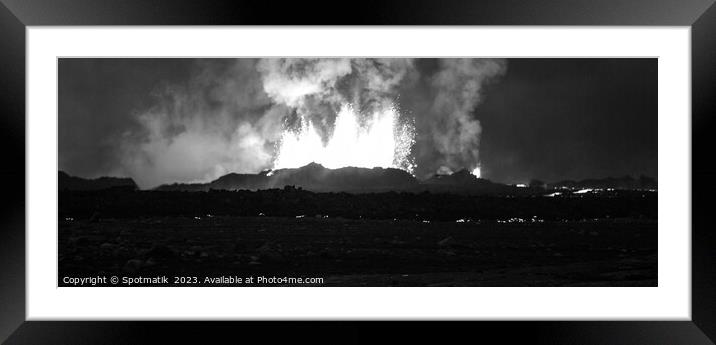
<box><xmin>273</xmin><ymin>104</ymin><xmax>415</xmax><ymax>173</ymax></box>
<box><xmin>472</xmin><ymin>167</ymin><xmax>481</xmax><ymax>178</ymax></box>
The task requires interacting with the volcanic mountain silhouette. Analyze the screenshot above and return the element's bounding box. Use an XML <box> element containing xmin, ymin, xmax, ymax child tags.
<box><xmin>58</xmin><ymin>171</ymin><xmax>138</xmax><ymax>191</ymax></box>
<box><xmin>154</xmin><ymin>162</ymin><xmax>509</xmax><ymax>194</ymax></box>
<box><xmin>156</xmin><ymin>162</ymin><xmax>419</xmax><ymax>193</ymax></box>
<box><xmin>420</xmin><ymin>169</ymin><xmax>508</xmax><ymax>194</ymax></box>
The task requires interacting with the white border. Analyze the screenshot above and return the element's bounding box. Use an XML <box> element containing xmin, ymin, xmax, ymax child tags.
<box><xmin>27</xmin><ymin>27</ymin><xmax>691</xmax><ymax>320</ymax></box>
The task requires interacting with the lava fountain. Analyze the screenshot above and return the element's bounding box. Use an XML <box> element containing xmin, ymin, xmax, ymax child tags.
<box><xmin>273</xmin><ymin>104</ymin><xmax>415</xmax><ymax>173</ymax></box>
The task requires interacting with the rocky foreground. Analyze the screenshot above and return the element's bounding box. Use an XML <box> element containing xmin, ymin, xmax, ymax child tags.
<box><xmin>59</xmin><ymin>215</ymin><xmax>656</xmax><ymax>287</ymax></box>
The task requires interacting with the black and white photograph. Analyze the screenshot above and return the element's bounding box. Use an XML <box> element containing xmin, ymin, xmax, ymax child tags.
<box><xmin>58</xmin><ymin>57</ymin><xmax>657</xmax><ymax>287</ymax></box>
<box><xmin>4</xmin><ymin>0</ymin><xmax>715</xmax><ymax>342</ymax></box>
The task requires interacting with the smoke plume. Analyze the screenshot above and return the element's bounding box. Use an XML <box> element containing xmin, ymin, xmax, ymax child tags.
<box><xmin>256</xmin><ymin>58</ymin><xmax>416</xmax><ymax>133</ymax></box>
<box><xmin>424</xmin><ymin>58</ymin><xmax>507</xmax><ymax>177</ymax></box>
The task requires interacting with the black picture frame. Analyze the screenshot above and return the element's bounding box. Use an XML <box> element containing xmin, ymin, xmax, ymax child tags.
<box><xmin>1</xmin><ymin>0</ymin><xmax>715</xmax><ymax>343</ymax></box>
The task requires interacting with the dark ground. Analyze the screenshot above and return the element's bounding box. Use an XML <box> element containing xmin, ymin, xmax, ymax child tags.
<box><xmin>58</xmin><ymin>215</ymin><xmax>657</xmax><ymax>287</ymax></box>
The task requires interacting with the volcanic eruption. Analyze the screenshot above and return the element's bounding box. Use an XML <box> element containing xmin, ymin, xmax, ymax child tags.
<box><xmin>272</xmin><ymin>104</ymin><xmax>415</xmax><ymax>173</ymax></box>
<box><xmin>117</xmin><ymin>58</ymin><xmax>506</xmax><ymax>188</ymax></box>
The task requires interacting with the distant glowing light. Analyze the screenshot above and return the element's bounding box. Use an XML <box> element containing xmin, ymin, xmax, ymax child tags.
<box><xmin>574</xmin><ymin>188</ymin><xmax>593</xmax><ymax>194</ymax></box>
<box><xmin>516</xmin><ymin>183</ymin><xmax>527</xmax><ymax>188</ymax></box>
<box><xmin>273</xmin><ymin>104</ymin><xmax>415</xmax><ymax>173</ymax></box>
<box><xmin>472</xmin><ymin>167</ymin><xmax>481</xmax><ymax>178</ymax></box>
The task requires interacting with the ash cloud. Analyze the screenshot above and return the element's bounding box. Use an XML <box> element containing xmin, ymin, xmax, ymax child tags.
<box><xmin>74</xmin><ymin>58</ymin><xmax>505</xmax><ymax>188</ymax></box>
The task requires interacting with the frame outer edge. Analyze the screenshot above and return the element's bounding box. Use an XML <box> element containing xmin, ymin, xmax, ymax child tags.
<box><xmin>2</xmin><ymin>0</ymin><xmax>716</xmax><ymax>343</ymax></box>
<box><xmin>0</xmin><ymin>0</ymin><xmax>27</xmax><ymax>343</ymax></box>
<box><xmin>691</xmin><ymin>1</ymin><xmax>716</xmax><ymax>342</ymax></box>
<box><xmin>0</xmin><ymin>0</ymin><xmax>714</xmax><ymax>25</ymax></box>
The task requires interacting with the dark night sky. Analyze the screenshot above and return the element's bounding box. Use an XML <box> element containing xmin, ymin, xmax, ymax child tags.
<box><xmin>478</xmin><ymin>59</ymin><xmax>657</xmax><ymax>183</ymax></box>
<box><xmin>58</xmin><ymin>58</ymin><xmax>656</xmax><ymax>187</ymax></box>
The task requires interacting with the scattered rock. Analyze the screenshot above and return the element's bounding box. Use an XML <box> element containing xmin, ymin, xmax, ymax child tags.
<box><xmin>123</xmin><ymin>259</ymin><xmax>144</xmax><ymax>273</ymax></box>
<box><xmin>438</xmin><ymin>249</ymin><xmax>456</xmax><ymax>256</ymax></box>
<box><xmin>437</xmin><ymin>236</ymin><xmax>456</xmax><ymax>247</ymax></box>
<box><xmin>69</xmin><ymin>236</ymin><xmax>90</xmax><ymax>247</ymax></box>
<box><xmin>233</xmin><ymin>239</ymin><xmax>249</xmax><ymax>251</ymax></box>
<box><xmin>144</xmin><ymin>257</ymin><xmax>157</xmax><ymax>267</ymax></box>
<box><xmin>112</xmin><ymin>246</ymin><xmax>131</xmax><ymax>258</ymax></box>
<box><xmin>88</xmin><ymin>211</ymin><xmax>101</xmax><ymax>223</ymax></box>
<box><xmin>260</xmin><ymin>250</ymin><xmax>284</xmax><ymax>263</ymax></box>
<box><xmin>146</xmin><ymin>244</ymin><xmax>177</xmax><ymax>260</ymax></box>
<box><xmin>256</xmin><ymin>242</ymin><xmax>272</xmax><ymax>252</ymax></box>
<box><xmin>319</xmin><ymin>250</ymin><xmax>336</xmax><ymax>260</ymax></box>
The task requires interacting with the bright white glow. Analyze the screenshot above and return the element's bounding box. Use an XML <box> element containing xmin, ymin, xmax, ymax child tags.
<box><xmin>472</xmin><ymin>167</ymin><xmax>481</xmax><ymax>178</ymax></box>
<box><xmin>273</xmin><ymin>104</ymin><xmax>415</xmax><ymax>172</ymax></box>
<box><xmin>516</xmin><ymin>183</ymin><xmax>527</xmax><ymax>188</ymax></box>
<box><xmin>574</xmin><ymin>188</ymin><xmax>593</xmax><ymax>194</ymax></box>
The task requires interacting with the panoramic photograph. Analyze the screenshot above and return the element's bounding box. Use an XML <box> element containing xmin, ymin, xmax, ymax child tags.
<box><xmin>58</xmin><ymin>58</ymin><xmax>657</xmax><ymax>287</ymax></box>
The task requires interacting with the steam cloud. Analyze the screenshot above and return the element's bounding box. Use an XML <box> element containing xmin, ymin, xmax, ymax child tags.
<box><xmin>119</xmin><ymin>60</ymin><xmax>287</xmax><ymax>188</ymax></box>
<box><xmin>119</xmin><ymin>58</ymin><xmax>505</xmax><ymax>188</ymax></box>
